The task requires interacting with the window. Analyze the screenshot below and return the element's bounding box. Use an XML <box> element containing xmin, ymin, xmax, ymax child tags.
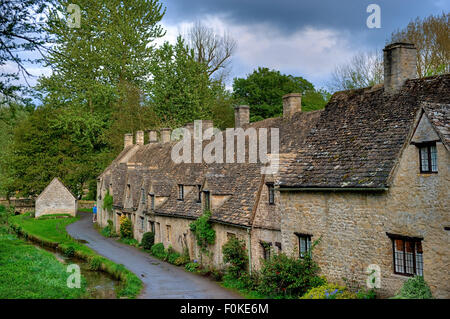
<box><xmin>149</xmin><ymin>221</ymin><xmax>155</xmax><ymax>233</ymax></box>
<box><xmin>149</xmin><ymin>194</ymin><xmax>155</xmax><ymax>210</ymax></box>
<box><xmin>204</xmin><ymin>191</ymin><xmax>210</xmax><ymax>211</ymax></box>
<box><xmin>178</xmin><ymin>184</ymin><xmax>184</xmax><ymax>200</ymax></box>
<box><xmin>141</xmin><ymin>189</ymin><xmax>145</xmax><ymax>204</ymax></box>
<box><xmin>126</xmin><ymin>184</ymin><xmax>131</xmax><ymax>199</ymax></box>
<box><xmin>197</xmin><ymin>185</ymin><xmax>202</xmax><ymax>203</ymax></box>
<box><xmin>419</xmin><ymin>143</ymin><xmax>438</xmax><ymax>173</ymax></box>
<box><xmin>140</xmin><ymin>216</ymin><xmax>145</xmax><ymax>232</ymax></box>
<box><xmin>156</xmin><ymin>222</ymin><xmax>161</xmax><ymax>241</ymax></box>
<box><xmin>166</xmin><ymin>225</ymin><xmax>172</xmax><ymax>242</ymax></box>
<box><xmin>275</xmin><ymin>242</ymin><xmax>282</xmax><ymax>252</ymax></box>
<box><xmin>296</xmin><ymin>233</ymin><xmax>312</xmax><ymax>258</ymax></box>
<box><xmin>388</xmin><ymin>233</ymin><xmax>423</xmax><ymax>276</ymax></box>
<box><xmin>267</xmin><ymin>183</ymin><xmax>275</xmax><ymax>205</ymax></box>
<box><xmin>261</xmin><ymin>242</ymin><xmax>272</xmax><ymax>260</ymax></box>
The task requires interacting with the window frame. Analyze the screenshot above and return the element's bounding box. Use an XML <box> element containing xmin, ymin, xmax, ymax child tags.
<box><xmin>204</xmin><ymin>191</ymin><xmax>211</xmax><ymax>211</ymax></box>
<box><xmin>149</xmin><ymin>193</ymin><xmax>155</xmax><ymax>211</ymax></box>
<box><xmin>178</xmin><ymin>184</ymin><xmax>184</xmax><ymax>201</ymax></box>
<box><xmin>260</xmin><ymin>241</ymin><xmax>272</xmax><ymax>261</ymax></box>
<box><xmin>418</xmin><ymin>142</ymin><xmax>438</xmax><ymax>174</ymax></box>
<box><xmin>295</xmin><ymin>233</ymin><xmax>312</xmax><ymax>258</ymax></box>
<box><xmin>197</xmin><ymin>185</ymin><xmax>202</xmax><ymax>203</ymax></box>
<box><xmin>387</xmin><ymin>233</ymin><xmax>424</xmax><ymax>277</ymax></box>
<box><xmin>267</xmin><ymin>183</ymin><xmax>275</xmax><ymax>205</ymax></box>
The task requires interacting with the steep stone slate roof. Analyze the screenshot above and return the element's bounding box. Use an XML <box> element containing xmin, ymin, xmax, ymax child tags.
<box><xmin>278</xmin><ymin>74</ymin><xmax>450</xmax><ymax>188</ymax></box>
<box><xmin>422</xmin><ymin>102</ymin><xmax>450</xmax><ymax>150</ymax></box>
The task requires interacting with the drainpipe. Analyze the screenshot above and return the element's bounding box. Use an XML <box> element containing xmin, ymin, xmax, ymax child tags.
<box><xmin>247</xmin><ymin>228</ymin><xmax>252</xmax><ymax>275</ymax></box>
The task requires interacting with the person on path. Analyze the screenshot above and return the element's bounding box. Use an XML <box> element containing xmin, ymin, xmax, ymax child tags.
<box><xmin>93</xmin><ymin>204</ymin><xmax>97</xmax><ymax>222</ymax></box>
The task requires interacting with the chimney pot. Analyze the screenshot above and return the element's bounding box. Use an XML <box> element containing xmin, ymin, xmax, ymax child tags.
<box><xmin>124</xmin><ymin>133</ymin><xmax>133</xmax><ymax>149</ymax></box>
<box><xmin>283</xmin><ymin>93</ymin><xmax>302</xmax><ymax>118</ymax></box>
<box><xmin>148</xmin><ymin>130</ymin><xmax>158</xmax><ymax>143</ymax></box>
<box><xmin>234</xmin><ymin>105</ymin><xmax>250</xmax><ymax>128</ymax></box>
<box><xmin>160</xmin><ymin>128</ymin><xmax>171</xmax><ymax>143</ymax></box>
<box><xmin>136</xmin><ymin>130</ymin><xmax>144</xmax><ymax>146</ymax></box>
<box><xmin>383</xmin><ymin>42</ymin><xmax>417</xmax><ymax>94</ymax></box>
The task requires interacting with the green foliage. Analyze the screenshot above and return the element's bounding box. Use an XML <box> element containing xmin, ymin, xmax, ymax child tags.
<box><xmin>222</xmin><ymin>237</ymin><xmax>248</xmax><ymax>278</ymax></box>
<box><xmin>141</xmin><ymin>232</ymin><xmax>155</xmax><ymax>250</ymax></box>
<box><xmin>257</xmin><ymin>253</ymin><xmax>325</xmax><ymax>298</ymax></box>
<box><xmin>174</xmin><ymin>248</ymin><xmax>190</xmax><ymax>266</ymax></box>
<box><xmin>166</xmin><ymin>246</ymin><xmax>181</xmax><ymax>264</ymax></box>
<box><xmin>356</xmin><ymin>288</ymin><xmax>377</xmax><ymax>299</ymax></box>
<box><xmin>394</xmin><ymin>276</ymin><xmax>433</xmax><ymax>299</ymax></box>
<box><xmin>103</xmin><ymin>191</ymin><xmax>113</xmax><ymax>212</ymax></box>
<box><xmin>101</xmin><ymin>219</ymin><xmax>115</xmax><ymax>238</ymax></box>
<box><xmin>301</xmin><ymin>284</ymin><xmax>357</xmax><ymax>299</ymax></box>
<box><xmin>0</xmin><ymin>205</ymin><xmax>13</xmax><ymax>226</ymax></box>
<box><xmin>63</xmin><ymin>245</ymin><xmax>75</xmax><ymax>258</ymax></box>
<box><xmin>119</xmin><ymin>215</ymin><xmax>133</xmax><ymax>239</ymax></box>
<box><xmin>189</xmin><ymin>210</ymin><xmax>216</xmax><ymax>253</ymax></box>
<box><xmin>10</xmin><ymin>214</ymin><xmax>142</xmax><ymax>298</ymax></box>
<box><xmin>185</xmin><ymin>262</ymin><xmax>200</xmax><ymax>273</ymax></box>
<box><xmin>232</xmin><ymin>67</ymin><xmax>329</xmax><ymax>122</ymax></box>
<box><xmin>150</xmin><ymin>243</ymin><xmax>167</xmax><ymax>259</ymax></box>
<box><xmin>88</xmin><ymin>256</ymin><xmax>103</xmax><ymax>271</ymax></box>
<box><xmin>120</xmin><ymin>238</ymin><xmax>139</xmax><ymax>247</ymax></box>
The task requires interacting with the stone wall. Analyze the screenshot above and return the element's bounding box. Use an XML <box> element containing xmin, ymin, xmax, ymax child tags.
<box><xmin>0</xmin><ymin>198</ymin><xmax>35</xmax><ymax>214</ymax></box>
<box><xmin>279</xmin><ymin>142</ymin><xmax>449</xmax><ymax>298</ymax></box>
<box><xmin>35</xmin><ymin>180</ymin><xmax>77</xmax><ymax>218</ymax></box>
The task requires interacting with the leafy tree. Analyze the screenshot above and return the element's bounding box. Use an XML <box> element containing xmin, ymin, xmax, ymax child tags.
<box><xmin>390</xmin><ymin>13</ymin><xmax>449</xmax><ymax>77</ymax></box>
<box><xmin>328</xmin><ymin>51</ymin><xmax>384</xmax><ymax>92</ymax></box>
<box><xmin>0</xmin><ymin>0</ymin><xmax>50</xmax><ymax>100</ymax></box>
<box><xmin>148</xmin><ymin>37</ymin><xmax>213</xmax><ymax>128</ymax></box>
<box><xmin>222</xmin><ymin>237</ymin><xmax>248</xmax><ymax>278</ymax></box>
<box><xmin>233</xmin><ymin>67</ymin><xmax>328</xmax><ymax>122</ymax></box>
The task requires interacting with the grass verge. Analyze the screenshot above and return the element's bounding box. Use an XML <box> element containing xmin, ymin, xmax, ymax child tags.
<box><xmin>10</xmin><ymin>214</ymin><xmax>142</xmax><ymax>298</ymax></box>
<box><xmin>0</xmin><ymin>227</ymin><xmax>88</xmax><ymax>299</ymax></box>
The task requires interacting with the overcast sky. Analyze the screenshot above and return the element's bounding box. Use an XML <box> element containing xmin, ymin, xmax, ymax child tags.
<box><xmin>7</xmin><ymin>0</ymin><xmax>449</xmax><ymax>93</ymax></box>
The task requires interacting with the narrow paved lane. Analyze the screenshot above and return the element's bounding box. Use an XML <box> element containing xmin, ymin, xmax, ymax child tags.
<box><xmin>66</xmin><ymin>212</ymin><xmax>241</xmax><ymax>299</ymax></box>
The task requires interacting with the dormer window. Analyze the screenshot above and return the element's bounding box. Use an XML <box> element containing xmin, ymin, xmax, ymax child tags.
<box><xmin>419</xmin><ymin>143</ymin><xmax>437</xmax><ymax>173</ymax></box>
<box><xmin>204</xmin><ymin>191</ymin><xmax>210</xmax><ymax>211</ymax></box>
<box><xmin>149</xmin><ymin>194</ymin><xmax>155</xmax><ymax>210</ymax></box>
<box><xmin>141</xmin><ymin>188</ymin><xmax>145</xmax><ymax>204</ymax></box>
<box><xmin>178</xmin><ymin>184</ymin><xmax>184</xmax><ymax>200</ymax></box>
<box><xmin>267</xmin><ymin>183</ymin><xmax>275</xmax><ymax>205</ymax></box>
<box><xmin>126</xmin><ymin>184</ymin><xmax>131</xmax><ymax>199</ymax></box>
<box><xmin>197</xmin><ymin>185</ymin><xmax>202</xmax><ymax>203</ymax></box>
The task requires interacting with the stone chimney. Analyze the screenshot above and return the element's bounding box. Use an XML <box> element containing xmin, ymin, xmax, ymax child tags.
<box><xmin>136</xmin><ymin>130</ymin><xmax>144</xmax><ymax>146</ymax></box>
<box><xmin>160</xmin><ymin>128</ymin><xmax>171</xmax><ymax>143</ymax></box>
<box><xmin>234</xmin><ymin>105</ymin><xmax>249</xmax><ymax>128</ymax></box>
<box><xmin>283</xmin><ymin>93</ymin><xmax>302</xmax><ymax>118</ymax></box>
<box><xmin>148</xmin><ymin>130</ymin><xmax>158</xmax><ymax>143</ymax></box>
<box><xmin>383</xmin><ymin>42</ymin><xmax>417</xmax><ymax>94</ymax></box>
<box><xmin>124</xmin><ymin>133</ymin><xmax>133</xmax><ymax>149</ymax></box>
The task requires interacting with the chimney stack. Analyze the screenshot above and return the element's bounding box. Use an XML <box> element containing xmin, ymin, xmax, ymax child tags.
<box><xmin>234</xmin><ymin>105</ymin><xmax>249</xmax><ymax>128</ymax></box>
<box><xmin>148</xmin><ymin>130</ymin><xmax>158</xmax><ymax>143</ymax></box>
<box><xmin>283</xmin><ymin>93</ymin><xmax>302</xmax><ymax>118</ymax></box>
<box><xmin>383</xmin><ymin>42</ymin><xmax>417</xmax><ymax>94</ymax></box>
<box><xmin>136</xmin><ymin>130</ymin><xmax>144</xmax><ymax>146</ymax></box>
<box><xmin>160</xmin><ymin>128</ymin><xmax>171</xmax><ymax>143</ymax></box>
<box><xmin>124</xmin><ymin>133</ymin><xmax>133</xmax><ymax>149</ymax></box>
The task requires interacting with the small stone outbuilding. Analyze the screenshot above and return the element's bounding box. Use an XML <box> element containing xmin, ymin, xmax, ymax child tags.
<box><xmin>35</xmin><ymin>178</ymin><xmax>77</xmax><ymax>218</ymax></box>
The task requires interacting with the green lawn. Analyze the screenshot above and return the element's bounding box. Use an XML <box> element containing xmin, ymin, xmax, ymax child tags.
<box><xmin>10</xmin><ymin>214</ymin><xmax>142</xmax><ymax>298</ymax></box>
<box><xmin>0</xmin><ymin>229</ymin><xmax>87</xmax><ymax>299</ymax></box>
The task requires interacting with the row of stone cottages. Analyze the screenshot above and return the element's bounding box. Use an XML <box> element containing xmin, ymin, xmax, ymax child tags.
<box><xmin>96</xmin><ymin>43</ymin><xmax>449</xmax><ymax>298</ymax></box>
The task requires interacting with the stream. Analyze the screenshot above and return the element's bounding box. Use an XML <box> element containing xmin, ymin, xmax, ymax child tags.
<box><xmin>31</xmin><ymin>241</ymin><xmax>125</xmax><ymax>299</ymax></box>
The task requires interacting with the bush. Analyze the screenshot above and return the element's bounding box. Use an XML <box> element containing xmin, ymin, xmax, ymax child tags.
<box><xmin>356</xmin><ymin>288</ymin><xmax>377</xmax><ymax>299</ymax></box>
<box><xmin>301</xmin><ymin>284</ymin><xmax>357</xmax><ymax>299</ymax></box>
<box><xmin>88</xmin><ymin>256</ymin><xmax>102</xmax><ymax>271</ymax></box>
<box><xmin>174</xmin><ymin>248</ymin><xmax>190</xmax><ymax>266</ymax></box>
<box><xmin>258</xmin><ymin>253</ymin><xmax>325</xmax><ymax>298</ymax></box>
<box><xmin>189</xmin><ymin>210</ymin><xmax>216</xmax><ymax>253</ymax></box>
<box><xmin>222</xmin><ymin>237</ymin><xmax>248</xmax><ymax>279</ymax></box>
<box><xmin>119</xmin><ymin>215</ymin><xmax>133</xmax><ymax>239</ymax></box>
<box><xmin>166</xmin><ymin>246</ymin><xmax>181</xmax><ymax>264</ymax></box>
<box><xmin>141</xmin><ymin>232</ymin><xmax>155</xmax><ymax>250</ymax></box>
<box><xmin>185</xmin><ymin>262</ymin><xmax>200</xmax><ymax>273</ymax></box>
<box><xmin>150</xmin><ymin>243</ymin><xmax>167</xmax><ymax>259</ymax></box>
<box><xmin>120</xmin><ymin>238</ymin><xmax>139</xmax><ymax>247</ymax></box>
<box><xmin>394</xmin><ymin>276</ymin><xmax>433</xmax><ymax>299</ymax></box>
<box><xmin>63</xmin><ymin>245</ymin><xmax>76</xmax><ymax>258</ymax></box>
<box><xmin>101</xmin><ymin>220</ymin><xmax>115</xmax><ymax>238</ymax></box>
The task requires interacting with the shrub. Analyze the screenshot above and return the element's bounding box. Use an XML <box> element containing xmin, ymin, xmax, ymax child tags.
<box><xmin>301</xmin><ymin>284</ymin><xmax>357</xmax><ymax>299</ymax></box>
<box><xmin>356</xmin><ymin>288</ymin><xmax>377</xmax><ymax>299</ymax></box>
<box><xmin>174</xmin><ymin>248</ymin><xmax>190</xmax><ymax>266</ymax></box>
<box><xmin>63</xmin><ymin>245</ymin><xmax>76</xmax><ymax>258</ymax></box>
<box><xmin>189</xmin><ymin>210</ymin><xmax>216</xmax><ymax>254</ymax></box>
<box><xmin>150</xmin><ymin>243</ymin><xmax>167</xmax><ymax>259</ymax></box>
<box><xmin>103</xmin><ymin>191</ymin><xmax>113</xmax><ymax>212</ymax></box>
<box><xmin>166</xmin><ymin>246</ymin><xmax>181</xmax><ymax>264</ymax></box>
<box><xmin>185</xmin><ymin>262</ymin><xmax>200</xmax><ymax>273</ymax></box>
<box><xmin>101</xmin><ymin>220</ymin><xmax>115</xmax><ymax>238</ymax></box>
<box><xmin>89</xmin><ymin>256</ymin><xmax>103</xmax><ymax>271</ymax></box>
<box><xmin>119</xmin><ymin>215</ymin><xmax>133</xmax><ymax>239</ymax></box>
<box><xmin>394</xmin><ymin>276</ymin><xmax>433</xmax><ymax>299</ymax></box>
<box><xmin>222</xmin><ymin>237</ymin><xmax>248</xmax><ymax>279</ymax></box>
<box><xmin>141</xmin><ymin>232</ymin><xmax>155</xmax><ymax>250</ymax></box>
<box><xmin>258</xmin><ymin>253</ymin><xmax>325</xmax><ymax>298</ymax></box>
<box><xmin>120</xmin><ymin>238</ymin><xmax>139</xmax><ymax>247</ymax></box>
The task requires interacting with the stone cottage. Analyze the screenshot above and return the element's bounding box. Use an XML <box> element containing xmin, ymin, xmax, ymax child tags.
<box><xmin>96</xmin><ymin>42</ymin><xmax>449</xmax><ymax>298</ymax></box>
<box><xmin>35</xmin><ymin>177</ymin><xmax>78</xmax><ymax>218</ymax></box>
